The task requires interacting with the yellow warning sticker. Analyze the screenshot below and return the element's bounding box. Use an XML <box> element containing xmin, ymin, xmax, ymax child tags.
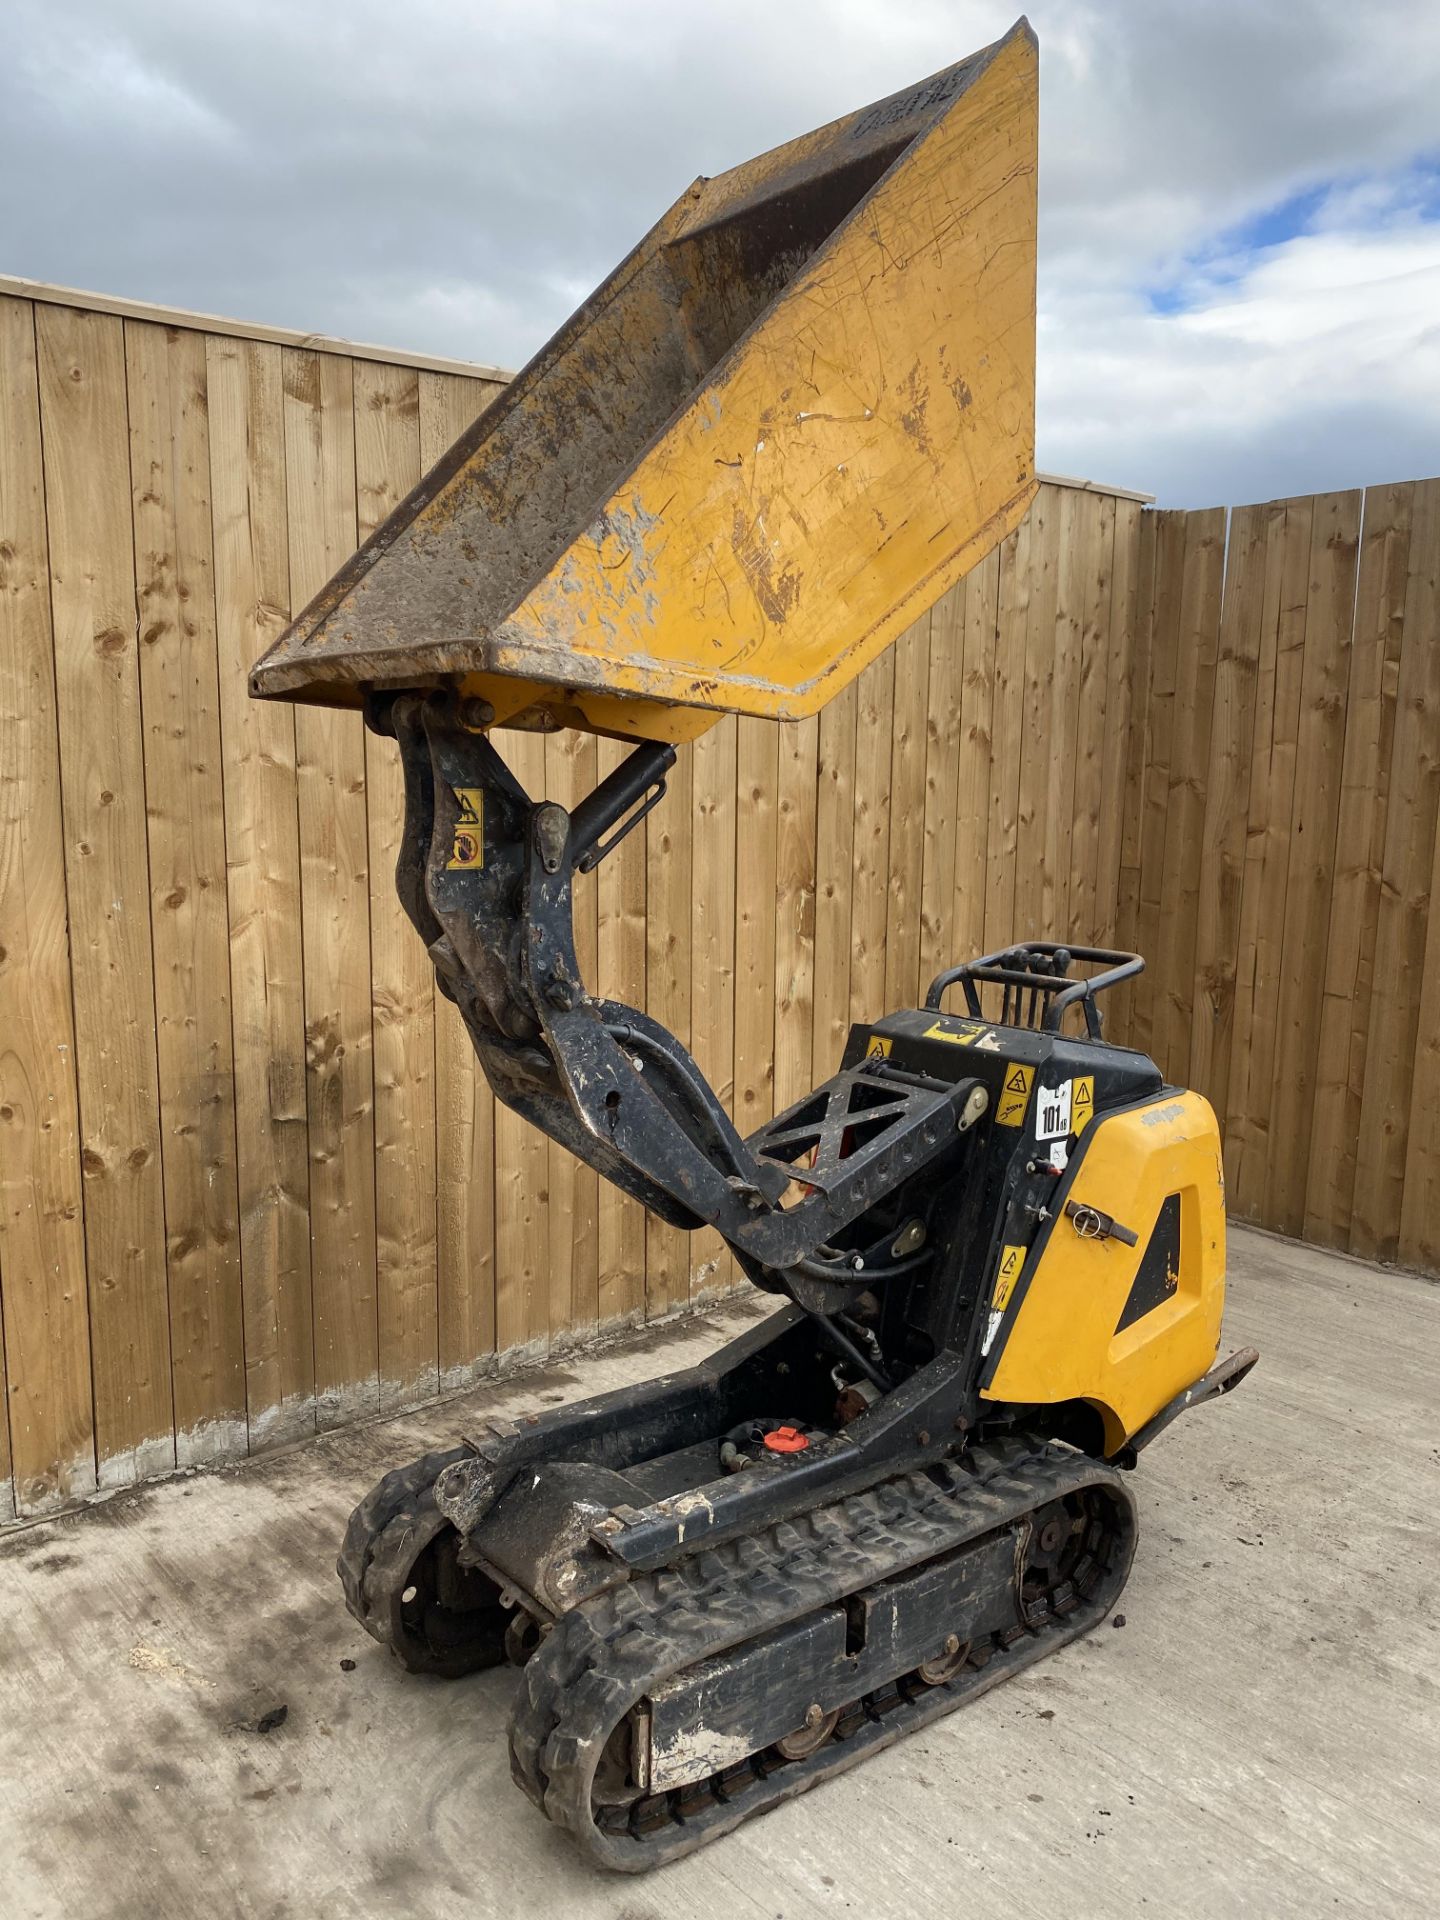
<box><xmin>922</xmin><ymin>1018</ymin><xmax>982</xmax><ymax>1046</ymax></box>
<box><xmin>447</xmin><ymin>788</ymin><xmax>485</xmax><ymax>870</ymax></box>
<box><xmin>865</xmin><ymin>1034</ymin><xmax>893</xmax><ymax>1060</ymax></box>
<box><xmin>992</xmin><ymin>1242</ymin><xmax>1026</xmax><ymax>1311</ymax></box>
<box><xmin>1072</xmin><ymin>1075</ymin><xmax>1095</xmax><ymax>1134</ymax></box>
<box><xmin>995</xmin><ymin>1062</ymin><xmax>1034</xmax><ymax>1127</ymax></box>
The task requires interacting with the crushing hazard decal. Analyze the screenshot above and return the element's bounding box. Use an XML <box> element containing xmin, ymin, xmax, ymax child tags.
<box><xmin>981</xmin><ymin>1242</ymin><xmax>1027</xmax><ymax>1356</ymax></box>
<box><xmin>447</xmin><ymin>788</ymin><xmax>485</xmax><ymax>870</ymax></box>
<box><xmin>991</xmin><ymin>1242</ymin><xmax>1025</xmax><ymax>1311</ymax></box>
<box><xmin>865</xmin><ymin>1035</ymin><xmax>893</xmax><ymax>1060</ymax></box>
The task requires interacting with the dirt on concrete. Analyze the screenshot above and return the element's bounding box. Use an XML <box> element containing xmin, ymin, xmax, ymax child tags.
<box><xmin>0</xmin><ymin>1227</ymin><xmax>1434</xmax><ymax>1920</ymax></box>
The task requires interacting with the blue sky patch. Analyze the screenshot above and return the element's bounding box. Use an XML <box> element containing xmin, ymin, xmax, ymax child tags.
<box><xmin>1146</xmin><ymin>156</ymin><xmax>1440</xmax><ymax>314</ymax></box>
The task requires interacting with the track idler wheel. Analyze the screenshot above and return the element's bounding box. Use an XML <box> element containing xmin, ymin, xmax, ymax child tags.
<box><xmin>338</xmin><ymin>1451</ymin><xmax>510</xmax><ymax>1678</ymax></box>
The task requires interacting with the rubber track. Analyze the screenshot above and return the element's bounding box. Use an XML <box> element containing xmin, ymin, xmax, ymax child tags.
<box><xmin>510</xmin><ymin>1435</ymin><xmax>1135</xmax><ymax>1870</ymax></box>
<box><xmin>336</xmin><ymin>1445</ymin><xmax>479</xmax><ymax>1675</ymax></box>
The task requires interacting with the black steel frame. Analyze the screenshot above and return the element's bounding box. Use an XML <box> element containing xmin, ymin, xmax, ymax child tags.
<box><xmin>926</xmin><ymin>940</ymin><xmax>1143</xmax><ymax>1039</ymax></box>
<box><xmin>376</xmin><ymin>691</ymin><xmax>986</xmax><ymax>1290</ymax></box>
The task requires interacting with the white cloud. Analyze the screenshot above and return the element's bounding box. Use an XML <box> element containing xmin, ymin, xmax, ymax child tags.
<box><xmin>1039</xmin><ymin>186</ymin><xmax>1440</xmax><ymax>502</ymax></box>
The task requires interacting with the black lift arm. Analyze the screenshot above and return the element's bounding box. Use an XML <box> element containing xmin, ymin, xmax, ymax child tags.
<box><xmin>377</xmin><ymin>691</ymin><xmax>985</xmax><ymax>1286</ymax></box>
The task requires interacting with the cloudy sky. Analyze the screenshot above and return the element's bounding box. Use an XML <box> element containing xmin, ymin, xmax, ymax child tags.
<box><xmin>4</xmin><ymin>0</ymin><xmax>1438</xmax><ymax>506</ymax></box>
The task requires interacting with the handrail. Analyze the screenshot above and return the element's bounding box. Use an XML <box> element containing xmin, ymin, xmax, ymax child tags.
<box><xmin>925</xmin><ymin>941</ymin><xmax>1144</xmax><ymax>1041</ymax></box>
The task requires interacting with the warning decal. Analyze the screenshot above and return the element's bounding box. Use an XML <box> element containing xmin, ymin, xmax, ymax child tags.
<box><xmin>447</xmin><ymin>788</ymin><xmax>485</xmax><ymax>870</ymax></box>
<box><xmin>1036</xmin><ymin>1079</ymin><xmax>1073</xmax><ymax>1142</ymax></box>
<box><xmin>865</xmin><ymin>1034</ymin><xmax>893</xmax><ymax>1060</ymax></box>
<box><xmin>1072</xmin><ymin>1075</ymin><xmax>1095</xmax><ymax>1134</ymax></box>
<box><xmin>992</xmin><ymin>1242</ymin><xmax>1026</xmax><ymax>1312</ymax></box>
<box><xmin>995</xmin><ymin>1062</ymin><xmax>1034</xmax><ymax>1127</ymax></box>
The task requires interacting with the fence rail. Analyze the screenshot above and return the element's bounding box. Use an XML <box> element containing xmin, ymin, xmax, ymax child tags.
<box><xmin>1</xmin><ymin>282</ymin><xmax>1435</xmax><ymax>1521</ymax></box>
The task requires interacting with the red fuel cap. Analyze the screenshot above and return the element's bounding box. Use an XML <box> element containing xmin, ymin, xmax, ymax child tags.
<box><xmin>763</xmin><ymin>1425</ymin><xmax>810</xmax><ymax>1454</ymax></box>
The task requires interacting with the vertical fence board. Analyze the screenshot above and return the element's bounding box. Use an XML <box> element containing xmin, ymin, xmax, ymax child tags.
<box><xmin>1400</xmin><ymin>792</ymin><xmax>1440</xmax><ymax>1271</ymax></box>
<box><xmin>595</xmin><ymin>735</ymin><xmax>647</xmax><ymax>1326</ymax></box>
<box><xmin>1068</xmin><ymin>492</ymin><xmax>1115</xmax><ymax>946</ymax></box>
<box><xmin>1265</xmin><ymin>492</ymin><xmax>1362</xmax><ymax>1233</ymax></box>
<box><xmin>126</xmin><ymin>321</ymin><xmax>246</xmax><ymax>1464</ymax></box>
<box><xmin>984</xmin><ymin>521</ymin><xmax>1027</xmax><ymax>949</ymax></box>
<box><xmin>1153</xmin><ymin>509</ymin><xmax>1224</xmax><ymax>1083</ymax></box>
<box><xmin>1189</xmin><ymin>504</ymin><xmax>1264</xmax><ymax>1120</ymax></box>
<box><xmin>1229</xmin><ymin>500</ymin><xmax>1315</xmax><ymax>1216</ymax></box>
<box><xmin>919</xmin><ymin>586</ymin><xmax>964</xmax><ymax>993</ymax></box>
<box><xmin>546</xmin><ymin>730</ymin><xmax>600</xmax><ymax>1336</ymax></box>
<box><xmin>1096</xmin><ymin>498</ymin><xmax>1142</xmax><ymax>948</ymax></box>
<box><xmin>419</xmin><ymin>372</ymin><xmax>497</xmax><ymax>1382</ymax></box>
<box><xmin>850</xmin><ymin>654</ymin><xmax>894</xmax><ymax>1019</ymax></box>
<box><xmin>689</xmin><ymin>716</ymin><xmax>738</xmax><ymax>1298</ymax></box>
<box><xmin>354</xmin><ymin>361</ymin><xmax>438</xmax><ymax>1408</ymax></box>
<box><xmin>1225</xmin><ymin>502</ymin><xmax>1286</xmax><ymax>1187</ymax></box>
<box><xmin>434</xmin><ymin>961</ymin><xmax>496</xmax><ymax>1383</ymax></box>
<box><xmin>1113</xmin><ymin>508</ymin><xmax>1157</xmax><ymax>974</ymax></box>
<box><xmin>492</xmin><ymin>729</ymin><xmax>550</xmax><ymax>1354</ymax></box>
<box><xmin>0</xmin><ymin>297</ymin><xmax>94</xmax><ymax>1515</ymax></box>
<box><xmin>735</xmin><ymin>718</ymin><xmax>780</xmax><ymax>1133</ymax></box>
<box><xmin>957</xmin><ymin>548</ymin><xmax>999</xmax><ymax>959</ymax></box>
<box><xmin>645</xmin><ymin>743</ymin><xmax>694</xmax><ymax>1317</ymax></box>
<box><xmin>775</xmin><ymin>715</ymin><xmax>819</xmax><ymax>1108</ymax></box>
<box><xmin>1305</xmin><ymin>483</ymin><xmax>1412</xmax><ymax>1249</ymax></box>
<box><xmin>1129</xmin><ymin>513</ymin><xmax>1185</xmax><ymax>1056</ymax></box>
<box><xmin>284</xmin><ymin>349</ymin><xmax>378</xmax><ymax>1423</ymax></box>
<box><xmin>812</xmin><ymin>682</ymin><xmax>856</xmax><ymax>1077</ymax></box>
<box><xmin>208</xmin><ymin>336</ymin><xmax>314</xmax><ymax>1445</ymax></box>
<box><xmin>1014</xmin><ymin>490</ymin><xmax>1060</xmax><ymax>939</ymax></box>
<box><xmin>884</xmin><ymin>618</ymin><xmax>930</xmax><ymax>1007</ymax></box>
<box><xmin>1043</xmin><ymin>486</ymin><xmax>1087</xmax><ymax>940</ymax></box>
<box><xmin>1354</xmin><ymin>479</ymin><xmax>1440</xmax><ymax>1260</ymax></box>
<box><xmin>37</xmin><ymin>304</ymin><xmax>175</xmax><ymax>1487</ymax></box>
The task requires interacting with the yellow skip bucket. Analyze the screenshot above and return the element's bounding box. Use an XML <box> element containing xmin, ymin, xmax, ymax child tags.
<box><xmin>251</xmin><ymin>20</ymin><xmax>1038</xmax><ymax>743</ymax></box>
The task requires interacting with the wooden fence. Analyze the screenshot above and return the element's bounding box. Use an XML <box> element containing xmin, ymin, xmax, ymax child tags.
<box><xmin>1111</xmin><ymin>482</ymin><xmax>1440</xmax><ymax>1274</ymax></box>
<box><xmin>1</xmin><ymin>279</ymin><xmax>1436</xmax><ymax>1523</ymax></box>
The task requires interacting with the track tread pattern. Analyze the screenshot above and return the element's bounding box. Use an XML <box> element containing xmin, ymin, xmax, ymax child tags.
<box><xmin>510</xmin><ymin>1436</ymin><xmax>1135</xmax><ymax>1870</ymax></box>
<box><xmin>336</xmin><ymin>1445</ymin><xmax>490</xmax><ymax>1675</ymax></box>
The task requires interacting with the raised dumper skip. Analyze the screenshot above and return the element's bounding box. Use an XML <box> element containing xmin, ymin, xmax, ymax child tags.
<box><xmin>250</xmin><ymin>17</ymin><xmax>1255</xmax><ymax>1871</ymax></box>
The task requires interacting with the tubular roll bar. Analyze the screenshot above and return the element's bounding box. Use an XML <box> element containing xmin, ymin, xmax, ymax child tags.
<box><xmin>925</xmin><ymin>941</ymin><xmax>1144</xmax><ymax>1040</ymax></box>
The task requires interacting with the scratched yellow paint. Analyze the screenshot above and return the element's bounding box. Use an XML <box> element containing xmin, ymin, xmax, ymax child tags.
<box><xmin>253</xmin><ymin>25</ymin><xmax>1038</xmax><ymax>744</ymax></box>
<box><xmin>494</xmin><ymin>31</ymin><xmax>1038</xmax><ymax>734</ymax></box>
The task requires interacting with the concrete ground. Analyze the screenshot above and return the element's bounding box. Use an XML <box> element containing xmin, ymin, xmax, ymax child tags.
<box><xmin>0</xmin><ymin>1224</ymin><xmax>1435</xmax><ymax>1920</ymax></box>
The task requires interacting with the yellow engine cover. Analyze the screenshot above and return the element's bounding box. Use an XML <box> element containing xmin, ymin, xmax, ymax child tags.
<box><xmin>982</xmin><ymin>1091</ymin><xmax>1226</xmax><ymax>1454</ymax></box>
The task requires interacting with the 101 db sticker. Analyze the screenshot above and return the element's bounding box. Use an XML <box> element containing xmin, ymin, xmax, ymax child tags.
<box><xmin>1036</xmin><ymin>1079</ymin><xmax>1072</xmax><ymax>1141</ymax></box>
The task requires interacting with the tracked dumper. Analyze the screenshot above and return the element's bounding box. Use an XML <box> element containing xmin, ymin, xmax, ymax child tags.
<box><xmin>252</xmin><ymin>19</ymin><xmax>1255</xmax><ymax>1870</ymax></box>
